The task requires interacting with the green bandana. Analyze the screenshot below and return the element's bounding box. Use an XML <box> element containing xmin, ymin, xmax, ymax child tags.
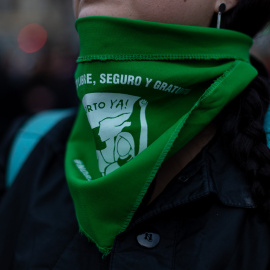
<box><xmin>65</xmin><ymin>16</ymin><xmax>257</xmax><ymax>254</ymax></box>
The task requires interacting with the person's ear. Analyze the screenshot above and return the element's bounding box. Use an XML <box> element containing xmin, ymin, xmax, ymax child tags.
<box><xmin>215</xmin><ymin>0</ymin><xmax>238</xmax><ymax>13</ymax></box>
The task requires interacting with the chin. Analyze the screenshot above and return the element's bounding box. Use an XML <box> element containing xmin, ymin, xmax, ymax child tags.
<box><xmin>78</xmin><ymin>4</ymin><xmax>124</xmax><ymax>19</ymax></box>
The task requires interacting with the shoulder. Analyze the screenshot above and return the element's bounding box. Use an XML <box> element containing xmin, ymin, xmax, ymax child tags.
<box><xmin>0</xmin><ymin>108</ymin><xmax>78</xmax><ymax>206</ymax></box>
<box><xmin>0</xmin><ymin>108</ymin><xmax>82</xmax><ymax>268</ymax></box>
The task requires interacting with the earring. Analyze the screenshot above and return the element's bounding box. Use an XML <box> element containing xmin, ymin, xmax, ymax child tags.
<box><xmin>217</xmin><ymin>3</ymin><xmax>226</xmax><ymax>29</ymax></box>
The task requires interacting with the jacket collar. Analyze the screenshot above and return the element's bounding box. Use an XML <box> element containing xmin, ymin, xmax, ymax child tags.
<box><xmin>133</xmin><ymin>134</ymin><xmax>256</xmax><ymax>225</ymax></box>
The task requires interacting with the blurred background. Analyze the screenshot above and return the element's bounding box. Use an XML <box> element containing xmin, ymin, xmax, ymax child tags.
<box><xmin>0</xmin><ymin>1</ymin><xmax>269</xmax><ymax>140</ymax></box>
<box><xmin>0</xmin><ymin>0</ymin><xmax>79</xmax><ymax>138</ymax></box>
<box><xmin>250</xmin><ymin>26</ymin><xmax>270</xmax><ymax>76</ymax></box>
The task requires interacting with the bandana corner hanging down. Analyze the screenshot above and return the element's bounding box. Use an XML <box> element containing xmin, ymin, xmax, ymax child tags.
<box><xmin>65</xmin><ymin>16</ymin><xmax>257</xmax><ymax>254</ymax></box>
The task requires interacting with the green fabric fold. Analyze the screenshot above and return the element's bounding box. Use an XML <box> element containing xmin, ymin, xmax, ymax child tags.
<box><xmin>65</xmin><ymin>16</ymin><xmax>257</xmax><ymax>254</ymax></box>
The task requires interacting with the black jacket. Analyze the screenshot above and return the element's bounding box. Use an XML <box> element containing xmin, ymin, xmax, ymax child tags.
<box><xmin>1</xmin><ymin>111</ymin><xmax>270</xmax><ymax>270</ymax></box>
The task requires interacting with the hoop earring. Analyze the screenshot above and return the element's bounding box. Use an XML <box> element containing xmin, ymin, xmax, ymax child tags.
<box><xmin>217</xmin><ymin>3</ymin><xmax>226</xmax><ymax>29</ymax></box>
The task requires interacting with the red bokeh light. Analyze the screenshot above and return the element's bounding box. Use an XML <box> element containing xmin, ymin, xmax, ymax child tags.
<box><xmin>18</xmin><ymin>24</ymin><xmax>47</xmax><ymax>53</ymax></box>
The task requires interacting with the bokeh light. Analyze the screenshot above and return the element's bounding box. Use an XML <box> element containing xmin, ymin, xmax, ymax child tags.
<box><xmin>18</xmin><ymin>24</ymin><xmax>47</xmax><ymax>53</ymax></box>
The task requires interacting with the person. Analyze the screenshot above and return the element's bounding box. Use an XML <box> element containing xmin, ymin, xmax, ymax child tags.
<box><xmin>1</xmin><ymin>0</ymin><xmax>270</xmax><ymax>269</ymax></box>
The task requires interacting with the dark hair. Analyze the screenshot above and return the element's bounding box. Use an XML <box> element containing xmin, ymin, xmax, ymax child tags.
<box><xmin>217</xmin><ymin>67</ymin><xmax>270</xmax><ymax>220</ymax></box>
<box><xmin>212</xmin><ymin>1</ymin><xmax>270</xmax><ymax>220</ymax></box>
<box><xmin>211</xmin><ymin>0</ymin><xmax>270</xmax><ymax>37</ymax></box>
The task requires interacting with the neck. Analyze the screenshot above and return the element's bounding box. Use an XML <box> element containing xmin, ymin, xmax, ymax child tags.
<box><xmin>149</xmin><ymin>123</ymin><xmax>217</xmax><ymax>204</ymax></box>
